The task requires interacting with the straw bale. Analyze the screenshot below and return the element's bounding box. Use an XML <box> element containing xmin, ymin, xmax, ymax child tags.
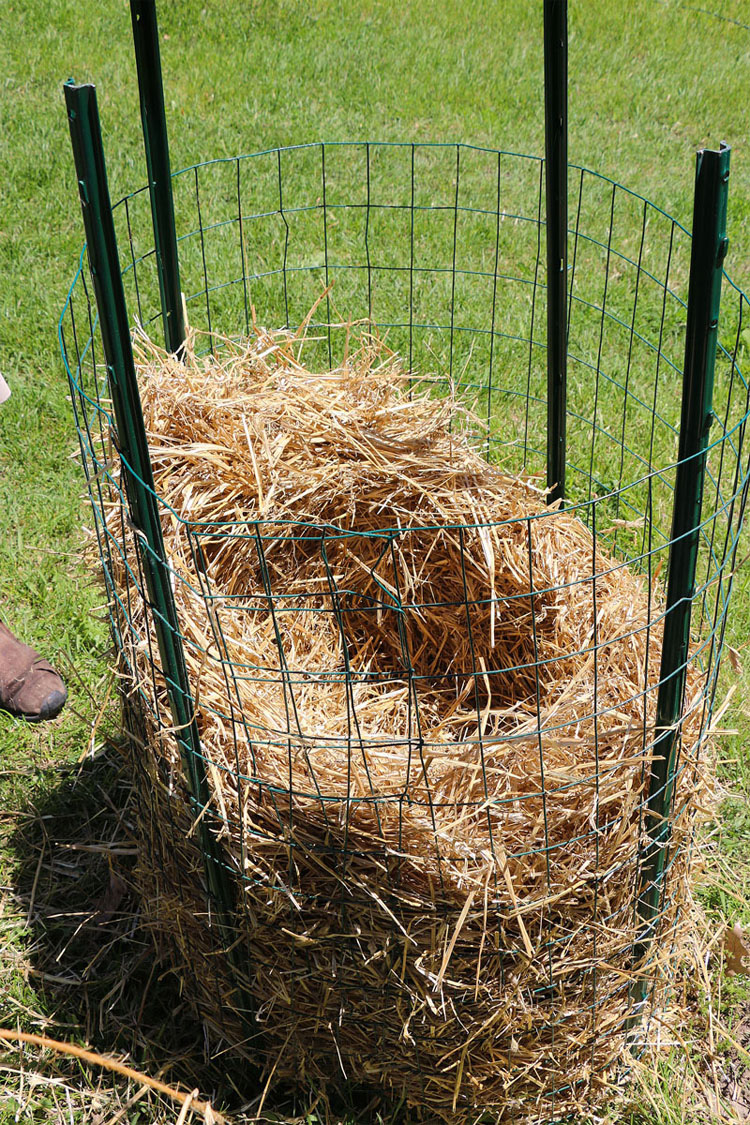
<box><xmin>103</xmin><ymin>321</ymin><xmax>712</xmax><ymax>1122</ymax></box>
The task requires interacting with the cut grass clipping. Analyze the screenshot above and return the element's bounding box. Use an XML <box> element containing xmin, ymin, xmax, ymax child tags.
<box><xmin>98</xmin><ymin>317</ymin><xmax>713</xmax><ymax>1122</ymax></box>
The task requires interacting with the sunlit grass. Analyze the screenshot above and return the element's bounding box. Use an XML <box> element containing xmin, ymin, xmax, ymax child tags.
<box><xmin>2</xmin><ymin>0</ymin><xmax>750</xmax><ymax>1120</ymax></box>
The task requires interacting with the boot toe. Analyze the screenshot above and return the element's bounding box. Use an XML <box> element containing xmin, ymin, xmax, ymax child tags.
<box><xmin>0</xmin><ymin>625</ymin><xmax>68</xmax><ymax>722</ymax></box>
<box><xmin>37</xmin><ymin>687</ymin><xmax>68</xmax><ymax>722</ymax></box>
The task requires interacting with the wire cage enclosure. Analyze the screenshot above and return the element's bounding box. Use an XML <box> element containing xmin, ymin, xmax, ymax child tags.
<box><xmin>58</xmin><ymin>6</ymin><xmax>750</xmax><ymax>1123</ymax></box>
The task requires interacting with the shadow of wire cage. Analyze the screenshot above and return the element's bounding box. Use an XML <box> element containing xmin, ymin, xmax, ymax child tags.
<box><xmin>61</xmin><ymin>141</ymin><xmax>750</xmax><ymax>1116</ymax></box>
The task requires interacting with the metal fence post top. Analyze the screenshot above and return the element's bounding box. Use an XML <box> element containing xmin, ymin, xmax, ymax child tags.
<box><xmin>693</xmin><ymin>142</ymin><xmax>731</xmax><ymax>187</ymax></box>
<box><xmin>693</xmin><ymin>141</ymin><xmax>731</xmax><ymax>179</ymax></box>
<box><xmin>698</xmin><ymin>140</ymin><xmax>730</xmax><ymax>155</ymax></box>
<box><xmin>63</xmin><ymin>79</ymin><xmax>95</xmax><ymax>102</ymax></box>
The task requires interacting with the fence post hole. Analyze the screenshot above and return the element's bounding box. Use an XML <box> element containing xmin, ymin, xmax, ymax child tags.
<box><xmin>63</xmin><ymin>80</ymin><xmax>252</xmax><ymax>1022</ymax></box>
<box><xmin>633</xmin><ymin>142</ymin><xmax>730</xmax><ymax>1001</ymax></box>
<box><xmin>544</xmin><ymin>0</ymin><xmax>568</xmax><ymax>506</ymax></box>
<box><xmin>130</xmin><ymin>0</ymin><xmax>186</xmax><ymax>356</ymax></box>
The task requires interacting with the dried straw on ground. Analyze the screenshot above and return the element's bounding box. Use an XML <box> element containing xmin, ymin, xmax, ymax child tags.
<box><xmin>103</xmin><ymin>320</ymin><xmax>712</xmax><ymax>1123</ymax></box>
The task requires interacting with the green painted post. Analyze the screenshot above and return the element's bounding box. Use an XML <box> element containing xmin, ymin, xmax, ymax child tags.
<box><xmin>130</xmin><ymin>0</ymin><xmax>186</xmax><ymax>356</ymax></box>
<box><xmin>544</xmin><ymin>0</ymin><xmax>568</xmax><ymax>506</ymax></box>
<box><xmin>63</xmin><ymin>80</ymin><xmax>250</xmax><ymax>1017</ymax></box>
<box><xmin>633</xmin><ymin>143</ymin><xmax>730</xmax><ymax>996</ymax></box>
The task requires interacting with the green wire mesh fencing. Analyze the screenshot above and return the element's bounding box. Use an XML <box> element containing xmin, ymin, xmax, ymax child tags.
<box><xmin>59</xmin><ymin>132</ymin><xmax>750</xmax><ymax>1119</ymax></box>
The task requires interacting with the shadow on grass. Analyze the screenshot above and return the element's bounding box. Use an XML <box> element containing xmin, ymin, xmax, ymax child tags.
<box><xmin>6</xmin><ymin>742</ymin><xmax>399</xmax><ymax>1125</ymax></box>
<box><xmin>7</xmin><ymin>743</ymin><xmax>252</xmax><ymax>1117</ymax></box>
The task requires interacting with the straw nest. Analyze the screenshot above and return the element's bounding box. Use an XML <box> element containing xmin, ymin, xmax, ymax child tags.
<box><xmin>104</xmin><ymin>319</ymin><xmax>712</xmax><ymax>1122</ymax></box>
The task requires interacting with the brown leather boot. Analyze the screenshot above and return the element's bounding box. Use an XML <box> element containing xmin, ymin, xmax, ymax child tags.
<box><xmin>0</xmin><ymin>621</ymin><xmax>67</xmax><ymax>722</ymax></box>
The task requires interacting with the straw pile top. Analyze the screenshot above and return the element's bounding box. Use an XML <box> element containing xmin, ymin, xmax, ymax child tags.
<box><xmin>114</xmin><ymin>322</ymin><xmax>708</xmax><ymax>1121</ymax></box>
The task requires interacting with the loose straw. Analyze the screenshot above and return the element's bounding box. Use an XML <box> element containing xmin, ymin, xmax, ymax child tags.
<box><xmin>97</xmin><ymin>321</ymin><xmax>714</xmax><ymax>1123</ymax></box>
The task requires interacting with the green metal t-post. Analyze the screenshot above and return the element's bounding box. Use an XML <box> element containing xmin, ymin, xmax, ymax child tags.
<box><xmin>544</xmin><ymin>0</ymin><xmax>568</xmax><ymax>506</ymax></box>
<box><xmin>63</xmin><ymin>80</ymin><xmax>251</xmax><ymax>1019</ymax></box>
<box><xmin>130</xmin><ymin>0</ymin><xmax>186</xmax><ymax>356</ymax></box>
<box><xmin>633</xmin><ymin>143</ymin><xmax>730</xmax><ymax>997</ymax></box>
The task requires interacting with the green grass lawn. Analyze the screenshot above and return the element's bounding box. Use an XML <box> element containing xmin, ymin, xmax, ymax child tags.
<box><xmin>3</xmin><ymin>0</ymin><xmax>750</xmax><ymax>1121</ymax></box>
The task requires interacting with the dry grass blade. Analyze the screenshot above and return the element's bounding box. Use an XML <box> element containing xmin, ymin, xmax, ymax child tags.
<box><xmin>0</xmin><ymin>1029</ymin><xmax>224</xmax><ymax>1123</ymax></box>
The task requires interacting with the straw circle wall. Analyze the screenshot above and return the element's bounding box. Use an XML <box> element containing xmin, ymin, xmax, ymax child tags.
<box><xmin>110</xmin><ymin>326</ymin><xmax>709</xmax><ymax>1121</ymax></box>
<box><xmin>60</xmin><ymin>143</ymin><xmax>750</xmax><ymax>1122</ymax></box>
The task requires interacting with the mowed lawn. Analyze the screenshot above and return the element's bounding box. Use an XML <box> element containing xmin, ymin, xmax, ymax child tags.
<box><xmin>2</xmin><ymin>0</ymin><xmax>750</xmax><ymax>1121</ymax></box>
